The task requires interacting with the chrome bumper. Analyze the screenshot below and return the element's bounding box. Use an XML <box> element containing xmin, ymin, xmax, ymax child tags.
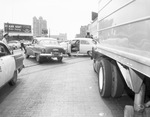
<box><xmin>39</xmin><ymin>53</ymin><xmax>66</xmax><ymax>57</ymax></box>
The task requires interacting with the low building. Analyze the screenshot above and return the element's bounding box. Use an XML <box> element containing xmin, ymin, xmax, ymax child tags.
<box><xmin>50</xmin><ymin>33</ymin><xmax>67</xmax><ymax>42</ymax></box>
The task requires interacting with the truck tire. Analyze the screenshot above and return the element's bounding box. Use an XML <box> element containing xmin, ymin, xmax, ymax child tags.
<box><xmin>9</xmin><ymin>71</ymin><xmax>18</xmax><ymax>86</ymax></box>
<box><xmin>98</xmin><ymin>58</ymin><xmax>112</xmax><ymax>98</ymax></box>
<box><xmin>124</xmin><ymin>105</ymin><xmax>134</xmax><ymax>117</ymax></box>
<box><xmin>111</xmin><ymin>61</ymin><xmax>124</xmax><ymax>98</ymax></box>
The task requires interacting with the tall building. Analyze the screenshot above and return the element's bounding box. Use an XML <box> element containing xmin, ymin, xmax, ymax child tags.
<box><xmin>76</xmin><ymin>25</ymin><xmax>88</xmax><ymax>38</ymax></box>
<box><xmin>80</xmin><ymin>26</ymin><xmax>88</xmax><ymax>37</ymax></box>
<box><xmin>33</xmin><ymin>16</ymin><xmax>48</xmax><ymax>37</ymax></box>
<box><xmin>88</xmin><ymin>12</ymin><xmax>98</xmax><ymax>39</ymax></box>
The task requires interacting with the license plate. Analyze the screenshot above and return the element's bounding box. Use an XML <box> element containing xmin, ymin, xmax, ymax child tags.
<box><xmin>53</xmin><ymin>52</ymin><xmax>59</xmax><ymax>55</ymax></box>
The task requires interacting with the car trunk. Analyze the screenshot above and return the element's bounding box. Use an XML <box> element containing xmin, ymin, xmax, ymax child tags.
<box><xmin>44</xmin><ymin>45</ymin><xmax>65</xmax><ymax>54</ymax></box>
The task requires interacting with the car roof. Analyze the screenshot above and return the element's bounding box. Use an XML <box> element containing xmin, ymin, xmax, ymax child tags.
<box><xmin>34</xmin><ymin>37</ymin><xmax>57</xmax><ymax>41</ymax></box>
<box><xmin>72</xmin><ymin>38</ymin><xmax>93</xmax><ymax>40</ymax></box>
<box><xmin>9</xmin><ymin>40</ymin><xmax>19</xmax><ymax>42</ymax></box>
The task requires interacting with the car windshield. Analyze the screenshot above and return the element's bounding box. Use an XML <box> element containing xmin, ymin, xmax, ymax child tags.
<box><xmin>39</xmin><ymin>39</ymin><xmax>58</xmax><ymax>45</ymax></box>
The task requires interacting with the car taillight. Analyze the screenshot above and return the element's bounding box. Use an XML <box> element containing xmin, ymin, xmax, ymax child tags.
<box><xmin>41</xmin><ymin>49</ymin><xmax>46</xmax><ymax>53</ymax></box>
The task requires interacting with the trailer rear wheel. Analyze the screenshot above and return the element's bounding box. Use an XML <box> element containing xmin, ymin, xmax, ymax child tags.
<box><xmin>111</xmin><ymin>61</ymin><xmax>124</xmax><ymax>98</ymax></box>
<box><xmin>98</xmin><ymin>58</ymin><xmax>112</xmax><ymax>98</ymax></box>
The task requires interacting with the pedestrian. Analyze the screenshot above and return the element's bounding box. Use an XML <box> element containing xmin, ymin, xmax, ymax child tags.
<box><xmin>90</xmin><ymin>35</ymin><xmax>93</xmax><ymax>39</ymax></box>
<box><xmin>20</xmin><ymin>40</ymin><xmax>26</xmax><ymax>53</ymax></box>
<box><xmin>2</xmin><ymin>33</ymin><xmax>9</xmax><ymax>45</ymax></box>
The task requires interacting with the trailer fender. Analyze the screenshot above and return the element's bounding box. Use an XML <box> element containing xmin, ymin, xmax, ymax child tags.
<box><xmin>117</xmin><ymin>62</ymin><xmax>144</xmax><ymax>93</ymax></box>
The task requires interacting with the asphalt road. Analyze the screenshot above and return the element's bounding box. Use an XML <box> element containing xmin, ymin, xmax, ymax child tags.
<box><xmin>0</xmin><ymin>50</ymin><xmax>133</xmax><ymax>117</ymax></box>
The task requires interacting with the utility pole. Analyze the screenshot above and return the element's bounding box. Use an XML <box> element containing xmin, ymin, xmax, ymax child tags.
<box><xmin>7</xmin><ymin>22</ymin><xmax>9</xmax><ymax>34</ymax></box>
<box><xmin>49</xmin><ymin>28</ymin><xmax>50</xmax><ymax>37</ymax></box>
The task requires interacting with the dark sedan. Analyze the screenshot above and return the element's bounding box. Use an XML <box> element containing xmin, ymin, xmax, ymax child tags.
<box><xmin>25</xmin><ymin>37</ymin><xmax>66</xmax><ymax>63</ymax></box>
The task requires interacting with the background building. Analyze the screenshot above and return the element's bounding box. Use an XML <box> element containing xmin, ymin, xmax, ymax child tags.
<box><xmin>33</xmin><ymin>16</ymin><xmax>48</xmax><ymax>37</ymax></box>
<box><xmin>87</xmin><ymin>12</ymin><xmax>98</xmax><ymax>39</ymax></box>
<box><xmin>50</xmin><ymin>33</ymin><xmax>67</xmax><ymax>42</ymax></box>
<box><xmin>76</xmin><ymin>12</ymin><xmax>98</xmax><ymax>39</ymax></box>
<box><xmin>76</xmin><ymin>25</ymin><xmax>88</xmax><ymax>38</ymax></box>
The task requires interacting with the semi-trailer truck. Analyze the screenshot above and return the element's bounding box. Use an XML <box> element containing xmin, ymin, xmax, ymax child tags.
<box><xmin>92</xmin><ymin>0</ymin><xmax>150</xmax><ymax>116</ymax></box>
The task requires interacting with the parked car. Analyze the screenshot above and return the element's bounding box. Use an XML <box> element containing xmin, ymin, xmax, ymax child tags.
<box><xmin>0</xmin><ymin>41</ymin><xmax>24</xmax><ymax>88</ymax></box>
<box><xmin>25</xmin><ymin>37</ymin><xmax>66</xmax><ymax>63</ymax></box>
<box><xmin>63</xmin><ymin>38</ymin><xmax>98</xmax><ymax>56</ymax></box>
<box><xmin>8</xmin><ymin>40</ymin><xmax>21</xmax><ymax>50</ymax></box>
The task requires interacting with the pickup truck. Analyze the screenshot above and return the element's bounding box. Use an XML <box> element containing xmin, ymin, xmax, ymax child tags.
<box><xmin>0</xmin><ymin>41</ymin><xmax>24</xmax><ymax>87</ymax></box>
<box><xmin>92</xmin><ymin>0</ymin><xmax>150</xmax><ymax>116</ymax></box>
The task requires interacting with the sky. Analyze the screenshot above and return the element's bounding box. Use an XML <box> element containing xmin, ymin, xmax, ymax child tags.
<box><xmin>0</xmin><ymin>0</ymin><xmax>98</xmax><ymax>39</ymax></box>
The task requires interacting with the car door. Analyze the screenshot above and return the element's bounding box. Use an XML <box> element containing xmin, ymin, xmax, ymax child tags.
<box><xmin>26</xmin><ymin>39</ymin><xmax>36</xmax><ymax>56</ymax></box>
<box><xmin>80</xmin><ymin>39</ymin><xmax>92</xmax><ymax>54</ymax></box>
<box><xmin>33</xmin><ymin>40</ymin><xmax>41</xmax><ymax>54</ymax></box>
<box><xmin>0</xmin><ymin>44</ymin><xmax>15</xmax><ymax>87</ymax></box>
<box><xmin>71</xmin><ymin>40</ymin><xmax>80</xmax><ymax>52</ymax></box>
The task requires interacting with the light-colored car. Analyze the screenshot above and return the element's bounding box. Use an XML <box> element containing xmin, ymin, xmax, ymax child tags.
<box><xmin>63</xmin><ymin>38</ymin><xmax>98</xmax><ymax>56</ymax></box>
<box><xmin>8</xmin><ymin>40</ymin><xmax>21</xmax><ymax>50</ymax></box>
<box><xmin>0</xmin><ymin>41</ymin><xmax>24</xmax><ymax>88</ymax></box>
<box><xmin>25</xmin><ymin>37</ymin><xmax>66</xmax><ymax>63</ymax></box>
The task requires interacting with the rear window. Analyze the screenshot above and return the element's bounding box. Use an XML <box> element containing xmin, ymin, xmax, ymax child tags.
<box><xmin>39</xmin><ymin>40</ymin><xmax>58</xmax><ymax>45</ymax></box>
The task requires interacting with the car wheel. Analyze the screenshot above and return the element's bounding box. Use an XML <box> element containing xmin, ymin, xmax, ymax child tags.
<box><xmin>87</xmin><ymin>51</ymin><xmax>92</xmax><ymax>57</ymax></box>
<box><xmin>57</xmin><ymin>57</ymin><xmax>63</xmax><ymax>62</ymax></box>
<box><xmin>67</xmin><ymin>53</ymin><xmax>71</xmax><ymax>57</ymax></box>
<box><xmin>9</xmin><ymin>70</ymin><xmax>18</xmax><ymax>86</ymax></box>
<box><xmin>25</xmin><ymin>54</ymin><xmax>30</xmax><ymax>59</ymax></box>
<box><xmin>98</xmin><ymin>58</ymin><xmax>112</xmax><ymax>98</ymax></box>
